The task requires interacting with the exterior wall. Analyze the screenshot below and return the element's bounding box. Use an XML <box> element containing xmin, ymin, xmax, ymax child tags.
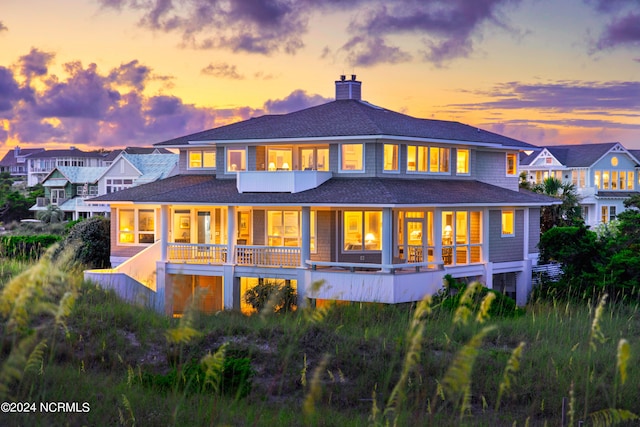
<box><xmin>475</xmin><ymin>150</ymin><xmax>518</xmax><ymax>191</ymax></box>
<box><xmin>252</xmin><ymin>209</ymin><xmax>265</xmax><ymax>245</ymax></box>
<box><xmin>488</xmin><ymin>209</ymin><xmax>525</xmax><ymax>263</ymax></box>
<box><xmin>311</xmin><ymin>210</ymin><xmax>334</xmax><ymax>262</ymax></box>
<box><xmin>528</xmin><ymin>208</ymin><xmax>540</xmax><ymax>254</ymax></box>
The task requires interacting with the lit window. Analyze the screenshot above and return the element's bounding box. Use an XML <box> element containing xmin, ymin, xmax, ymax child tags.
<box><xmin>267</xmin><ymin>148</ymin><xmax>293</xmax><ymax>171</ymax></box>
<box><xmin>118</xmin><ymin>209</ymin><xmax>156</xmax><ymax>244</ymax></box>
<box><xmin>429</xmin><ymin>147</ymin><xmax>450</xmax><ymax>173</ymax></box>
<box><xmin>502</xmin><ymin>210</ymin><xmax>515</xmax><ymax>236</ymax></box>
<box><xmin>267</xmin><ymin>211</ymin><xmax>299</xmax><ymax>247</ymax></box>
<box><xmin>341</xmin><ymin>144</ymin><xmax>363</xmax><ymax>171</ymax></box>
<box><xmin>189</xmin><ymin>150</ymin><xmax>216</xmax><ymax>169</ymax></box>
<box><xmin>506</xmin><ymin>153</ymin><xmax>517</xmax><ymax>176</ymax></box>
<box><xmin>595</xmin><ymin>171</ymin><xmax>601</xmax><ymax>189</ymax></box>
<box><xmin>227</xmin><ymin>148</ymin><xmax>246</xmax><ymax>172</ymax></box>
<box><xmin>407</xmin><ymin>146</ymin><xmax>428</xmax><ymax>172</ymax></box>
<box><xmin>119</xmin><ymin>209</ymin><xmax>135</xmax><ymax>244</ymax></box>
<box><xmin>628</xmin><ymin>172</ymin><xmax>634</xmax><ymax>190</ymax></box>
<box><xmin>343</xmin><ymin>211</ymin><xmax>381</xmax><ymax>251</ymax></box>
<box><xmin>441</xmin><ymin>210</ymin><xmax>482</xmax><ymax>265</ymax></box>
<box><xmin>300</xmin><ymin>147</ymin><xmax>329</xmax><ymax>171</ymax></box>
<box><xmin>456</xmin><ymin>149</ymin><xmax>469</xmax><ymax>174</ymax></box>
<box><xmin>611</xmin><ymin>156</ymin><xmax>618</xmax><ymax>167</ymax></box>
<box><xmin>383</xmin><ymin>144</ymin><xmax>398</xmax><ymax>171</ymax></box>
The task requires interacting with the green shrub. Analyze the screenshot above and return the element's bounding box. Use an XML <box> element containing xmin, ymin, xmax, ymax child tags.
<box><xmin>243</xmin><ymin>280</ymin><xmax>297</xmax><ymax>313</ymax></box>
<box><xmin>61</xmin><ymin>216</ymin><xmax>110</xmax><ymax>269</ymax></box>
<box><xmin>434</xmin><ymin>274</ymin><xmax>523</xmax><ymax>318</ymax></box>
<box><xmin>0</xmin><ymin>234</ymin><xmax>62</xmax><ymax>260</ymax></box>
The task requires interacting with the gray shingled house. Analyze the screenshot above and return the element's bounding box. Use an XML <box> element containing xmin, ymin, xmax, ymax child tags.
<box><xmin>86</xmin><ymin>75</ymin><xmax>556</xmax><ymax>316</ymax></box>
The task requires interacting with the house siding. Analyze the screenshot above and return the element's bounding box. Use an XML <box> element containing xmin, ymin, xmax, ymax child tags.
<box><xmin>528</xmin><ymin>208</ymin><xmax>540</xmax><ymax>254</ymax></box>
<box><xmin>252</xmin><ymin>209</ymin><xmax>265</xmax><ymax>245</ymax></box>
<box><xmin>475</xmin><ymin>150</ymin><xmax>518</xmax><ymax>191</ymax></box>
<box><xmin>311</xmin><ymin>210</ymin><xmax>334</xmax><ymax>262</ymax></box>
<box><xmin>488</xmin><ymin>209</ymin><xmax>525</xmax><ymax>263</ymax></box>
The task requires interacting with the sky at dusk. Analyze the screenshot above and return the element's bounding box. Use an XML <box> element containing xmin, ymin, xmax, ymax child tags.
<box><xmin>0</xmin><ymin>0</ymin><xmax>639</xmax><ymax>152</ymax></box>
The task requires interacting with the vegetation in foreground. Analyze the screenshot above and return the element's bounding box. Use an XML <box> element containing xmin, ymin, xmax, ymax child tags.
<box><xmin>1</xmin><ymin>249</ymin><xmax>640</xmax><ymax>426</ymax></box>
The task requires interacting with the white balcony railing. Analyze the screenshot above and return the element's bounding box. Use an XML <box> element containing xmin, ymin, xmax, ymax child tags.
<box><xmin>236</xmin><ymin>245</ymin><xmax>301</xmax><ymax>267</ymax></box>
<box><xmin>168</xmin><ymin>243</ymin><xmax>227</xmax><ymax>264</ymax></box>
<box><xmin>236</xmin><ymin>170</ymin><xmax>332</xmax><ymax>193</ymax></box>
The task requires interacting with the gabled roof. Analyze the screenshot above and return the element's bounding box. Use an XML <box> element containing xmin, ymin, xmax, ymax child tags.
<box><xmin>89</xmin><ymin>174</ymin><xmax>557</xmax><ymax>207</ymax></box>
<box><xmin>103</xmin><ymin>147</ymin><xmax>174</xmax><ymax>162</ymax></box>
<box><xmin>521</xmin><ymin>142</ymin><xmax>630</xmax><ymax>167</ymax></box>
<box><xmin>155</xmin><ymin>100</ymin><xmax>535</xmax><ymax>150</ymax></box>
<box><xmin>46</xmin><ymin>166</ymin><xmax>107</xmax><ymax>184</ymax></box>
<box><xmin>116</xmin><ymin>152</ymin><xmax>178</xmax><ymax>184</ymax></box>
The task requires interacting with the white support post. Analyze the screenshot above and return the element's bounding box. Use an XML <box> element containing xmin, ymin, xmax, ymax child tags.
<box><xmin>381</xmin><ymin>207</ymin><xmax>392</xmax><ymax>272</ymax></box>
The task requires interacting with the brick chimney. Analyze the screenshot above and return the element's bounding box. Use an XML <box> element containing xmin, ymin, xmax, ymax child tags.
<box><xmin>335</xmin><ymin>74</ymin><xmax>361</xmax><ymax>100</ymax></box>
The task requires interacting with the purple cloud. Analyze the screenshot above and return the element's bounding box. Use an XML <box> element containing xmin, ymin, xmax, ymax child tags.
<box><xmin>595</xmin><ymin>12</ymin><xmax>640</xmax><ymax>49</ymax></box>
<box><xmin>453</xmin><ymin>81</ymin><xmax>640</xmax><ymax>112</ymax></box>
<box><xmin>108</xmin><ymin>60</ymin><xmax>155</xmax><ymax>91</ymax></box>
<box><xmin>0</xmin><ymin>50</ymin><xmax>222</xmax><ymax>148</ymax></box>
<box><xmin>0</xmin><ymin>67</ymin><xmax>24</xmax><ymax>111</ymax></box>
<box><xmin>201</xmin><ymin>62</ymin><xmax>245</xmax><ymax>79</ymax></box>
<box><xmin>341</xmin><ymin>36</ymin><xmax>412</xmax><ymax>67</ymax></box>
<box><xmin>342</xmin><ymin>0</ymin><xmax>521</xmax><ymax>66</ymax></box>
<box><xmin>19</xmin><ymin>48</ymin><xmax>55</xmax><ymax>79</ymax></box>
<box><xmin>96</xmin><ymin>0</ymin><xmax>522</xmax><ymax>65</ymax></box>
<box><xmin>263</xmin><ymin>89</ymin><xmax>332</xmax><ymax>114</ymax></box>
<box><xmin>99</xmin><ymin>0</ymin><xmax>308</xmax><ymax>55</ymax></box>
<box><xmin>0</xmin><ymin>21</ymin><xmax>7</xmax><ymax>32</ymax></box>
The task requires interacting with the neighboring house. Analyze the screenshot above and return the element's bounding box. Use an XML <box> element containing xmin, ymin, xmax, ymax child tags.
<box><xmin>0</xmin><ymin>147</ymin><xmax>45</xmax><ymax>178</ymax></box>
<box><xmin>26</xmin><ymin>147</ymin><xmax>107</xmax><ymax>187</ymax></box>
<box><xmin>85</xmin><ymin>75</ymin><xmax>556</xmax><ymax>316</ymax></box>
<box><xmin>103</xmin><ymin>147</ymin><xmax>174</xmax><ymax>166</ymax></box>
<box><xmin>33</xmin><ymin>166</ymin><xmax>108</xmax><ymax>220</ymax></box>
<box><xmin>33</xmin><ymin>151</ymin><xmax>178</xmax><ymax>220</ymax></box>
<box><xmin>520</xmin><ymin>142</ymin><xmax>640</xmax><ymax>228</ymax></box>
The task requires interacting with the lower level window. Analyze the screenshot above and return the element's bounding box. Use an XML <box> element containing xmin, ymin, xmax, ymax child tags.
<box><xmin>118</xmin><ymin>208</ymin><xmax>156</xmax><ymax>244</ymax></box>
<box><xmin>343</xmin><ymin>211</ymin><xmax>381</xmax><ymax>251</ymax></box>
<box><xmin>601</xmin><ymin>206</ymin><xmax>616</xmax><ymax>223</ymax></box>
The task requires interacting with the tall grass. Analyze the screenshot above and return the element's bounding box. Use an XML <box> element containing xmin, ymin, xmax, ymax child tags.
<box><xmin>2</xmin><ymin>257</ymin><xmax>640</xmax><ymax>426</ymax></box>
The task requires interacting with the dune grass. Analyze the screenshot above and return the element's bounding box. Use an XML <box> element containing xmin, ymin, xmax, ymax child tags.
<box><xmin>1</xmin><ymin>252</ymin><xmax>640</xmax><ymax>426</ymax></box>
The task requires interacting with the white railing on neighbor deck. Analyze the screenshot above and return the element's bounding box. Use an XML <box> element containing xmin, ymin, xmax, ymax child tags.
<box><xmin>306</xmin><ymin>260</ymin><xmax>443</xmax><ymax>273</ymax></box>
<box><xmin>168</xmin><ymin>243</ymin><xmax>227</xmax><ymax>264</ymax></box>
<box><xmin>236</xmin><ymin>245</ymin><xmax>301</xmax><ymax>267</ymax></box>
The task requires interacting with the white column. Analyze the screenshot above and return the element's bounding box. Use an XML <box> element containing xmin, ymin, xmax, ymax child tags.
<box><xmin>160</xmin><ymin>205</ymin><xmax>168</xmax><ymax>261</ymax></box>
<box><xmin>381</xmin><ymin>207</ymin><xmax>392</xmax><ymax>272</ymax></box>
<box><xmin>227</xmin><ymin>206</ymin><xmax>237</xmax><ymax>264</ymax></box>
<box><xmin>433</xmin><ymin>208</ymin><xmax>443</xmax><ymax>265</ymax></box>
<box><xmin>301</xmin><ymin>206</ymin><xmax>311</xmax><ymax>268</ymax></box>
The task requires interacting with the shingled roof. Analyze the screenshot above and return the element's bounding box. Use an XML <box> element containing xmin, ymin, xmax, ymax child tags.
<box><xmin>89</xmin><ymin>174</ymin><xmax>557</xmax><ymax>207</ymax></box>
<box><xmin>521</xmin><ymin>142</ymin><xmax>633</xmax><ymax>167</ymax></box>
<box><xmin>155</xmin><ymin>100</ymin><xmax>535</xmax><ymax>150</ymax></box>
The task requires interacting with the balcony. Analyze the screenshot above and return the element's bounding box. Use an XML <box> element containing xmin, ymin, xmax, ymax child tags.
<box><xmin>166</xmin><ymin>243</ymin><xmax>300</xmax><ymax>267</ymax></box>
<box><xmin>236</xmin><ymin>170</ymin><xmax>332</xmax><ymax>193</ymax></box>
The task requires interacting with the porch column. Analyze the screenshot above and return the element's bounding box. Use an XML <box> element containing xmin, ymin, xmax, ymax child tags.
<box><xmin>227</xmin><ymin>205</ymin><xmax>237</xmax><ymax>264</ymax></box>
<box><xmin>381</xmin><ymin>207</ymin><xmax>392</xmax><ymax>272</ymax></box>
<box><xmin>301</xmin><ymin>206</ymin><xmax>311</xmax><ymax>268</ymax></box>
<box><xmin>433</xmin><ymin>208</ymin><xmax>443</xmax><ymax>265</ymax></box>
<box><xmin>160</xmin><ymin>205</ymin><xmax>168</xmax><ymax>261</ymax></box>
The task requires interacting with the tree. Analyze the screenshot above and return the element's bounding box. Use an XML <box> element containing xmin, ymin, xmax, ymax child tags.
<box><xmin>532</xmin><ymin>177</ymin><xmax>582</xmax><ymax>233</ymax></box>
<box><xmin>36</xmin><ymin>205</ymin><xmax>64</xmax><ymax>224</ymax></box>
<box><xmin>0</xmin><ymin>173</ymin><xmax>39</xmax><ymax>223</ymax></box>
<box><xmin>57</xmin><ymin>216</ymin><xmax>111</xmax><ymax>268</ymax></box>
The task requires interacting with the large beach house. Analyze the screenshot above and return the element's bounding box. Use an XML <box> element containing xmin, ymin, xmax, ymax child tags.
<box><xmin>86</xmin><ymin>76</ymin><xmax>555</xmax><ymax>316</ymax></box>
